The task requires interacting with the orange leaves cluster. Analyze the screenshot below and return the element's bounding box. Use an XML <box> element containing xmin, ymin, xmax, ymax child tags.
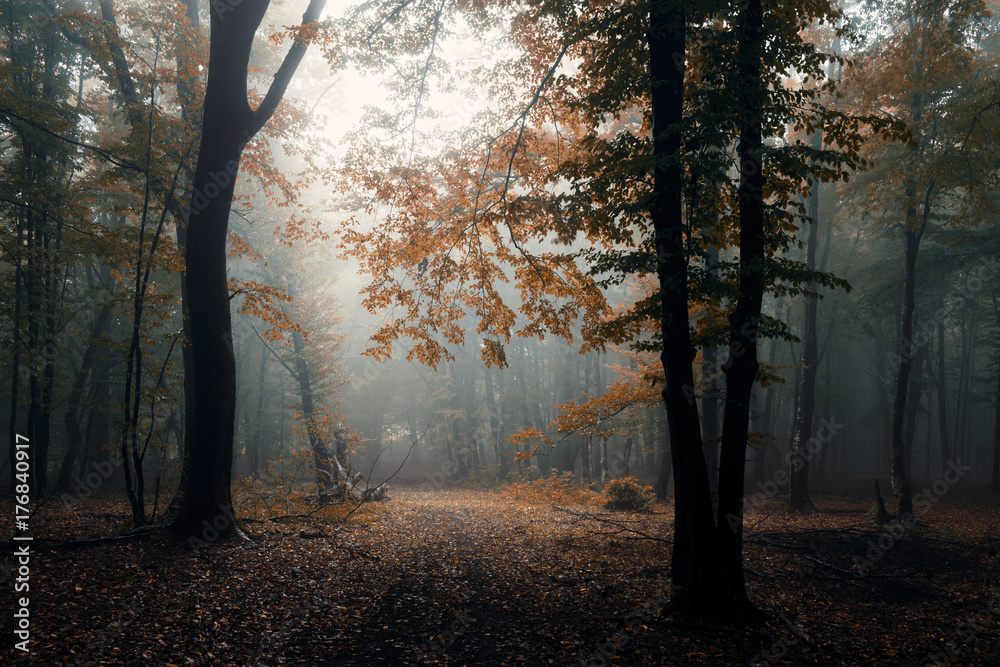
<box><xmin>550</xmin><ymin>379</ymin><xmax>660</xmax><ymax>437</ymax></box>
<box><xmin>228</xmin><ymin>278</ymin><xmax>304</xmax><ymax>342</ymax></box>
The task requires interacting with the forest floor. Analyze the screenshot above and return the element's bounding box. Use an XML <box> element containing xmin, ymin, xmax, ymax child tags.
<box><xmin>2</xmin><ymin>477</ymin><xmax>999</xmax><ymax>666</ymax></box>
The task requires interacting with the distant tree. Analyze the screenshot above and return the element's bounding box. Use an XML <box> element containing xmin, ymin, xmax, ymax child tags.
<box><xmin>846</xmin><ymin>0</ymin><xmax>995</xmax><ymax>519</ymax></box>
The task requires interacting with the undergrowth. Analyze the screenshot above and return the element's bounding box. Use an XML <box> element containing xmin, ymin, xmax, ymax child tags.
<box><xmin>504</xmin><ymin>470</ymin><xmax>599</xmax><ymax>505</ymax></box>
<box><xmin>602</xmin><ymin>476</ymin><xmax>654</xmax><ymax>512</ymax></box>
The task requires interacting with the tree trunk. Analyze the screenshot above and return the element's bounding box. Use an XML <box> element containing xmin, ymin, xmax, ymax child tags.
<box><xmin>171</xmin><ymin>0</ymin><xmax>327</xmax><ymax>540</ymax></box>
<box><xmin>7</xmin><ymin>223</ymin><xmax>24</xmax><ymax>496</ymax></box>
<box><xmin>464</xmin><ymin>339</ymin><xmax>480</xmax><ymax>475</ymax></box>
<box><xmin>702</xmin><ymin>340</ymin><xmax>720</xmax><ymax>497</ymax></box>
<box><xmin>992</xmin><ymin>348</ymin><xmax>1000</xmax><ymax>488</ymax></box>
<box><xmin>599</xmin><ymin>436</ymin><xmax>609</xmax><ymax>483</ymax></box>
<box><xmin>291</xmin><ymin>327</ymin><xmax>334</xmax><ymax>497</ymax></box>
<box><xmin>992</xmin><ymin>297</ymin><xmax>1000</xmax><ymax>488</ymax></box>
<box><xmin>648</xmin><ymin>0</ymin><xmax>733</xmax><ymax>623</ymax></box>
<box><xmin>873</xmin><ymin>319</ymin><xmax>892</xmax><ymax>470</ymax></box>
<box><xmin>889</xmin><ymin>10</ymin><xmax>933</xmax><ymax>521</ymax></box>
<box><xmin>788</xmin><ymin>130</ymin><xmax>822</xmax><ymax>513</ymax></box>
<box><xmin>621</xmin><ymin>436</ymin><xmax>632</xmax><ymax>477</ymax></box>
<box><xmin>954</xmin><ymin>306</ymin><xmax>974</xmax><ymax>461</ymax></box>
<box><xmin>249</xmin><ymin>337</ymin><xmax>268</xmax><ymax>475</ymax></box>
<box><xmin>483</xmin><ymin>364</ymin><xmax>508</xmax><ymax>480</ymax></box>
<box><xmin>754</xmin><ymin>296</ymin><xmax>783</xmax><ymax>485</ymax></box>
<box><xmin>902</xmin><ymin>346</ymin><xmax>924</xmax><ymax>482</ymax></box>
<box><xmin>889</xmin><ymin>228</ymin><xmax>922</xmax><ymax>521</ymax></box>
<box><xmin>714</xmin><ymin>0</ymin><xmax>765</xmax><ymax>623</ymax></box>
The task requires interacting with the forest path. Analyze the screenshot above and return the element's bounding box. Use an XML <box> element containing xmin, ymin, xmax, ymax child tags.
<box><xmin>293</xmin><ymin>487</ymin><xmax>673</xmax><ymax>665</ymax></box>
<box><xmin>4</xmin><ymin>484</ymin><xmax>999</xmax><ymax>665</ymax></box>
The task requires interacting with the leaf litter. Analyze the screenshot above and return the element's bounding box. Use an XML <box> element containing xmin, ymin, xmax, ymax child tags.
<box><xmin>2</xmin><ymin>480</ymin><xmax>998</xmax><ymax>666</ymax></box>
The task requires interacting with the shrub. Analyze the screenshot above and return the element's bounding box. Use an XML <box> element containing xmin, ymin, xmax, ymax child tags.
<box><xmin>602</xmin><ymin>476</ymin><xmax>653</xmax><ymax>512</ymax></box>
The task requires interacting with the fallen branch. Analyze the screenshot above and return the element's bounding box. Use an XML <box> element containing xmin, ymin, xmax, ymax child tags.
<box><xmin>549</xmin><ymin>503</ymin><xmax>671</xmax><ymax>544</ymax></box>
<box><xmin>264</xmin><ymin>501</ymin><xmax>345</xmax><ymax>523</ymax></box>
<box><xmin>775</xmin><ymin>610</ymin><xmax>813</xmax><ymax>646</ymax></box>
<box><xmin>38</xmin><ymin>526</ymin><xmax>157</xmax><ymax>551</ymax></box>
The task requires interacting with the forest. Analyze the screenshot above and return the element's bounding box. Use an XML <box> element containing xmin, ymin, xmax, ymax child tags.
<box><xmin>2</xmin><ymin>0</ymin><xmax>1000</xmax><ymax>664</ymax></box>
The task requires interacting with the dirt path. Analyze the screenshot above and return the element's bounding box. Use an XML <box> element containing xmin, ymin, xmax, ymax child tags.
<box><xmin>4</xmin><ymin>485</ymin><xmax>999</xmax><ymax>665</ymax></box>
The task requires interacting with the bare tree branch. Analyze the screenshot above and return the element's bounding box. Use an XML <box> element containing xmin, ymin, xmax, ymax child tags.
<box><xmin>250</xmin><ymin>0</ymin><xmax>329</xmax><ymax>136</ymax></box>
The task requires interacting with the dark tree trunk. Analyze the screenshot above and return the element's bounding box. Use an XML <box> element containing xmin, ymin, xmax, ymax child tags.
<box><xmin>873</xmin><ymin>319</ymin><xmax>892</xmax><ymax>470</ymax></box>
<box><xmin>889</xmin><ymin>228</ymin><xmax>922</xmax><ymax>521</ymax></box>
<box><xmin>992</xmin><ymin>297</ymin><xmax>1000</xmax><ymax>489</ymax></box>
<box><xmin>171</xmin><ymin>0</ymin><xmax>327</xmax><ymax>539</ymax></box>
<box><xmin>902</xmin><ymin>346</ymin><xmax>924</xmax><ymax>481</ymax></box>
<box><xmin>649</xmin><ymin>0</ymin><xmax>732</xmax><ymax>623</ymax></box>
<box><xmin>7</xmin><ymin>224</ymin><xmax>24</xmax><ymax>496</ymax></box>
<box><xmin>936</xmin><ymin>298</ymin><xmax>951</xmax><ymax>476</ymax></box>
<box><xmin>532</xmin><ymin>343</ymin><xmax>550</xmax><ymax>474</ymax></box>
<box><xmin>581</xmin><ymin>435</ymin><xmax>592</xmax><ymax>487</ymax></box>
<box><xmin>464</xmin><ymin>340</ymin><xmax>481</xmax><ymax>474</ymax></box>
<box><xmin>714</xmin><ymin>0</ymin><xmax>765</xmax><ymax>623</ymax></box>
<box><xmin>37</xmin><ymin>253</ymin><xmax>60</xmax><ymax>496</ymax></box>
<box><xmin>168</xmin><ymin>0</ymin><xmax>201</xmax><ymax>522</ymax></box>
<box><xmin>889</xmin><ymin>26</ymin><xmax>932</xmax><ymax>520</ymax></box>
<box><xmin>621</xmin><ymin>436</ymin><xmax>632</xmax><ymax>477</ymax></box>
<box><xmin>954</xmin><ymin>307</ymin><xmax>974</xmax><ymax>461</ymax></box>
<box><xmin>754</xmin><ymin>296</ymin><xmax>783</xmax><ymax>484</ymax></box>
<box><xmin>654</xmin><ymin>435</ymin><xmax>673</xmax><ymax>502</ymax></box>
<box><xmin>25</xmin><ymin>210</ymin><xmax>43</xmax><ymax>498</ymax></box>
<box><xmin>702</xmin><ymin>340</ymin><xmax>720</xmax><ymax>497</ymax></box>
<box><xmin>992</xmin><ymin>350</ymin><xmax>1000</xmax><ymax>489</ymax></box>
<box><xmin>598</xmin><ymin>436</ymin><xmax>609</xmax><ymax>483</ymax></box>
<box><xmin>788</xmin><ymin>131</ymin><xmax>822</xmax><ymax>514</ymax></box>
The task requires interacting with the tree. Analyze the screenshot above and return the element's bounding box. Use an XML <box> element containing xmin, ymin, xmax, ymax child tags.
<box><xmin>170</xmin><ymin>0</ymin><xmax>329</xmax><ymax>538</ymax></box>
<box><xmin>0</xmin><ymin>0</ymin><xmax>89</xmax><ymax>495</ymax></box>
<box><xmin>846</xmin><ymin>0</ymin><xmax>994</xmax><ymax>520</ymax></box>
<box><xmin>338</xmin><ymin>0</ymin><xmax>892</xmax><ymax>624</ymax></box>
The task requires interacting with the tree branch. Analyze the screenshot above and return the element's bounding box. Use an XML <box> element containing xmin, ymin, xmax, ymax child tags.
<box><xmin>0</xmin><ymin>107</ymin><xmax>145</xmax><ymax>171</ymax></box>
<box><xmin>249</xmin><ymin>321</ymin><xmax>301</xmax><ymax>381</ymax></box>
<box><xmin>249</xmin><ymin>0</ymin><xmax>329</xmax><ymax>136</ymax></box>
